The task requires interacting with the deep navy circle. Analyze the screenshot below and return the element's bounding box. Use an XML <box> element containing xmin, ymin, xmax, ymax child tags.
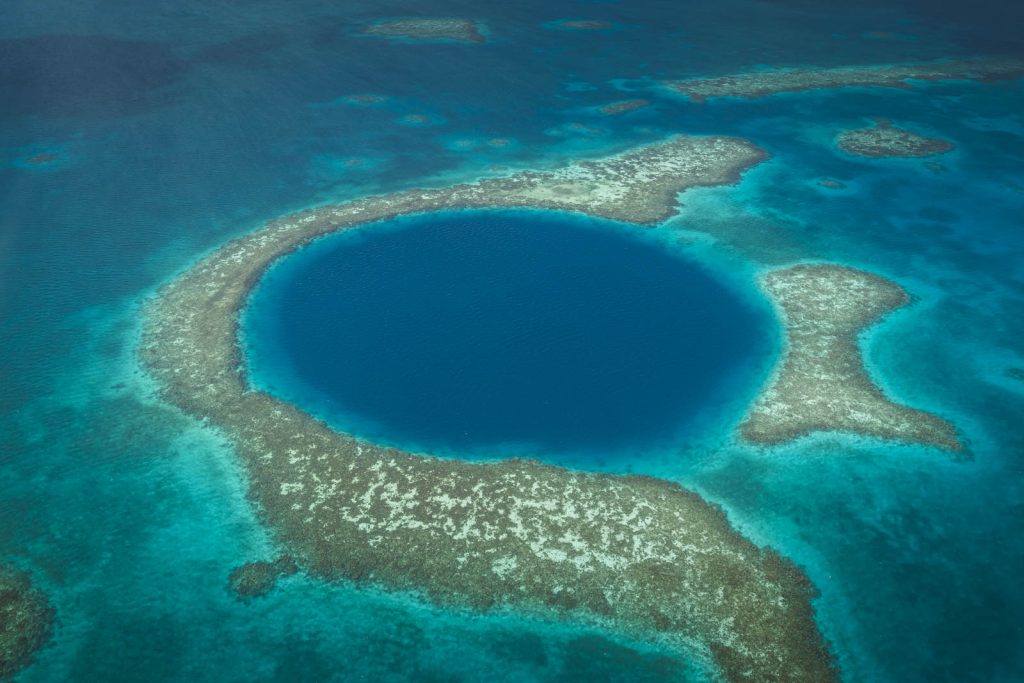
<box><xmin>246</xmin><ymin>210</ymin><xmax>772</xmax><ymax>459</ymax></box>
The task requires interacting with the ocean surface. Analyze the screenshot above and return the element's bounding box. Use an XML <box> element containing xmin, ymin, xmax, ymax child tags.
<box><xmin>1</xmin><ymin>0</ymin><xmax>1023</xmax><ymax>681</ymax></box>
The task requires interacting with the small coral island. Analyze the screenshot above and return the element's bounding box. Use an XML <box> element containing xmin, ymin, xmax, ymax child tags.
<box><xmin>837</xmin><ymin>118</ymin><xmax>954</xmax><ymax>158</ymax></box>
<box><xmin>664</xmin><ymin>57</ymin><xmax>1024</xmax><ymax>101</ymax></box>
<box><xmin>0</xmin><ymin>565</ymin><xmax>55</xmax><ymax>680</ymax></box>
<box><xmin>742</xmin><ymin>265</ymin><xmax>961</xmax><ymax>450</ymax></box>
<box><xmin>361</xmin><ymin>18</ymin><xmax>486</xmax><ymax>44</ymax></box>
<box><xmin>142</xmin><ymin>136</ymin><xmax>844</xmax><ymax>683</ymax></box>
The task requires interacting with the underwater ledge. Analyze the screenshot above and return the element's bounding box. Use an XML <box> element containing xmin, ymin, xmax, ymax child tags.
<box><xmin>142</xmin><ymin>135</ymin><xmax>856</xmax><ymax>681</ymax></box>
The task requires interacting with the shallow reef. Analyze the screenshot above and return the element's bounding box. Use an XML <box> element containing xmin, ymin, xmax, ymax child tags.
<box><xmin>228</xmin><ymin>556</ymin><xmax>299</xmax><ymax>601</ymax></box>
<box><xmin>837</xmin><ymin>118</ymin><xmax>954</xmax><ymax>158</ymax></box>
<box><xmin>549</xmin><ymin>20</ymin><xmax>614</xmax><ymax>30</ymax></box>
<box><xmin>26</xmin><ymin>153</ymin><xmax>59</xmax><ymax>166</ymax></box>
<box><xmin>0</xmin><ymin>565</ymin><xmax>55</xmax><ymax>681</ymax></box>
<box><xmin>1005</xmin><ymin>367</ymin><xmax>1024</xmax><ymax>382</ymax></box>
<box><xmin>361</xmin><ymin>18</ymin><xmax>486</xmax><ymax>44</ymax></box>
<box><xmin>342</xmin><ymin>94</ymin><xmax>389</xmax><ymax>105</ymax></box>
<box><xmin>142</xmin><ymin>136</ymin><xmax>844</xmax><ymax>682</ymax></box>
<box><xmin>742</xmin><ymin>264</ymin><xmax>961</xmax><ymax>451</ymax></box>
<box><xmin>598</xmin><ymin>99</ymin><xmax>652</xmax><ymax>116</ymax></box>
<box><xmin>663</xmin><ymin>57</ymin><xmax>1024</xmax><ymax>101</ymax></box>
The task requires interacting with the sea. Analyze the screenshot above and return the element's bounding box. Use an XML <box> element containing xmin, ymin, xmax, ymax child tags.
<box><xmin>1</xmin><ymin>0</ymin><xmax>1023</xmax><ymax>681</ymax></box>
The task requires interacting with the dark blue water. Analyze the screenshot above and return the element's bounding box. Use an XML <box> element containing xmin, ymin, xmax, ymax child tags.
<box><xmin>246</xmin><ymin>210</ymin><xmax>773</xmax><ymax>461</ymax></box>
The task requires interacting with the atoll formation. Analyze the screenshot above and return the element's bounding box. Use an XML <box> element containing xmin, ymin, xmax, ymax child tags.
<box><xmin>361</xmin><ymin>18</ymin><xmax>486</xmax><ymax>44</ymax></box>
<box><xmin>228</xmin><ymin>556</ymin><xmax>299</xmax><ymax>601</ymax></box>
<box><xmin>663</xmin><ymin>57</ymin><xmax>1024</xmax><ymax>101</ymax></box>
<box><xmin>141</xmin><ymin>136</ymin><xmax>842</xmax><ymax>682</ymax></box>
<box><xmin>837</xmin><ymin>118</ymin><xmax>954</xmax><ymax>158</ymax></box>
<box><xmin>0</xmin><ymin>565</ymin><xmax>55</xmax><ymax>681</ymax></box>
<box><xmin>742</xmin><ymin>264</ymin><xmax>961</xmax><ymax>451</ymax></box>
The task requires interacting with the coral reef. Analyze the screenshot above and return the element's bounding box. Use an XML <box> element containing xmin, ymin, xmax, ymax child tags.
<box><xmin>343</xmin><ymin>94</ymin><xmax>388</xmax><ymax>105</ymax></box>
<box><xmin>228</xmin><ymin>556</ymin><xmax>299</xmax><ymax>601</ymax></box>
<box><xmin>598</xmin><ymin>99</ymin><xmax>652</xmax><ymax>116</ymax></box>
<box><xmin>0</xmin><ymin>565</ymin><xmax>55</xmax><ymax>681</ymax></box>
<box><xmin>664</xmin><ymin>58</ymin><xmax>1024</xmax><ymax>101</ymax></box>
<box><xmin>837</xmin><ymin>118</ymin><xmax>954</xmax><ymax>158</ymax></box>
<box><xmin>742</xmin><ymin>264</ymin><xmax>961</xmax><ymax>450</ymax></box>
<box><xmin>361</xmin><ymin>19</ymin><xmax>486</xmax><ymax>44</ymax></box>
<box><xmin>26</xmin><ymin>153</ymin><xmax>59</xmax><ymax>166</ymax></box>
<box><xmin>551</xmin><ymin>20</ymin><xmax>613</xmax><ymax>30</ymax></box>
<box><xmin>141</xmin><ymin>136</ymin><xmax>840</xmax><ymax>682</ymax></box>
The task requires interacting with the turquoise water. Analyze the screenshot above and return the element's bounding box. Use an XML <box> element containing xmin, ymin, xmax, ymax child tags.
<box><xmin>244</xmin><ymin>210</ymin><xmax>774</xmax><ymax>464</ymax></box>
<box><xmin>2</xmin><ymin>0</ymin><xmax>1024</xmax><ymax>680</ymax></box>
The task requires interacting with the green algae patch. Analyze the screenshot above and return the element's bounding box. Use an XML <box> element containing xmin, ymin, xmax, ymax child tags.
<box><xmin>141</xmin><ymin>136</ymin><xmax>840</xmax><ymax>682</ymax></box>
<box><xmin>0</xmin><ymin>565</ymin><xmax>55</xmax><ymax>681</ymax></box>
<box><xmin>664</xmin><ymin>57</ymin><xmax>1024</xmax><ymax>101</ymax></box>
<box><xmin>837</xmin><ymin>118</ymin><xmax>954</xmax><ymax>158</ymax></box>
<box><xmin>742</xmin><ymin>264</ymin><xmax>961</xmax><ymax>451</ymax></box>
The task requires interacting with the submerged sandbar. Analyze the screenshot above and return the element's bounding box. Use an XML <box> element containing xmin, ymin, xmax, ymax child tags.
<box><xmin>742</xmin><ymin>264</ymin><xmax>961</xmax><ymax>451</ymax></box>
<box><xmin>142</xmin><ymin>136</ymin><xmax>840</xmax><ymax>682</ymax></box>
<box><xmin>664</xmin><ymin>57</ymin><xmax>1024</xmax><ymax>101</ymax></box>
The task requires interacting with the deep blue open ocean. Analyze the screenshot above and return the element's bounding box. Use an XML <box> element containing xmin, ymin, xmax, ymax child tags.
<box><xmin>2</xmin><ymin>0</ymin><xmax>1023</xmax><ymax>681</ymax></box>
